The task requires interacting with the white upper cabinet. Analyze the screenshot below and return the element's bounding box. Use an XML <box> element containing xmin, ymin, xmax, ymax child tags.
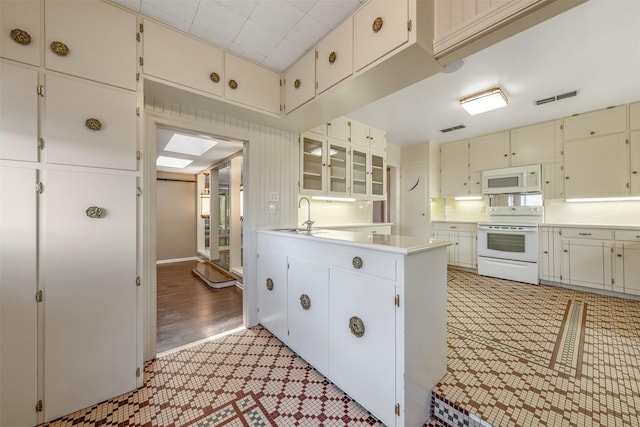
<box><xmin>0</xmin><ymin>61</ymin><xmax>39</xmax><ymax>162</ymax></box>
<box><xmin>564</xmin><ymin>133</ymin><xmax>629</xmax><ymax>199</ymax></box>
<box><xmin>353</xmin><ymin>0</ymin><xmax>409</xmax><ymax>71</ymax></box>
<box><xmin>44</xmin><ymin>0</ymin><xmax>137</xmax><ymax>90</ymax></box>
<box><xmin>45</xmin><ymin>74</ymin><xmax>137</xmax><ymax>171</ymax></box>
<box><xmin>316</xmin><ymin>18</ymin><xmax>353</xmax><ymax>94</ymax></box>
<box><xmin>440</xmin><ymin>139</ymin><xmax>470</xmax><ymax>197</ymax></box>
<box><xmin>327</xmin><ymin>117</ymin><xmax>351</xmax><ymax>142</ymax></box>
<box><xmin>283</xmin><ymin>49</ymin><xmax>315</xmax><ymax>114</ymax></box>
<box><xmin>469</xmin><ymin>131</ymin><xmax>509</xmax><ymax>172</ymax></box>
<box><xmin>563</xmin><ymin>105</ymin><xmax>627</xmax><ymax>140</ymax></box>
<box><xmin>351</xmin><ymin>120</ymin><xmax>387</xmax><ymax>151</ymax></box>
<box><xmin>224</xmin><ymin>53</ymin><xmax>280</xmax><ymax>115</ymax></box>
<box><xmin>510</xmin><ymin>120</ymin><xmax>562</xmax><ymax>166</ymax></box>
<box><xmin>631</xmin><ymin>130</ymin><xmax>640</xmax><ymax>195</ymax></box>
<box><xmin>143</xmin><ymin>20</ymin><xmax>223</xmax><ymax>98</ymax></box>
<box><xmin>630</xmin><ymin>101</ymin><xmax>640</xmax><ymax>130</ymax></box>
<box><xmin>1</xmin><ymin>0</ymin><xmax>41</xmax><ymax>67</ymax></box>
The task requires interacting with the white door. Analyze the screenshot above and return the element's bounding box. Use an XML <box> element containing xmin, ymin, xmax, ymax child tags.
<box><xmin>43</xmin><ymin>169</ymin><xmax>137</xmax><ymax>422</ymax></box>
<box><xmin>400</xmin><ymin>161</ymin><xmax>428</xmax><ymax>237</ymax></box>
<box><xmin>1</xmin><ymin>166</ymin><xmax>38</xmax><ymax>427</ymax></box>
<box><xmin>256</xmin><ymin>249</ymin><xmax>288</xmax><ymax>343</ymax></box>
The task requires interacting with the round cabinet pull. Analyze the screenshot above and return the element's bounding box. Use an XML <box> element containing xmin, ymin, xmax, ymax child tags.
<box><xmin>349</xmin><ymin>316</ymin><xmax>365</xmax><ymax>338</ymax></box>
<box><xmin>545</xmin><ymin>180</ymin><xmax>550</xmax><ymax>184</ymax></box>
<box><xmin>352</xmin><ymin>256</ymin><xmax>363</xmax><ymax>269</ymax></box>
<box><xmin>228</xmin><ymin>79</ymin><xmax>238</xmax><ymax>90</ymax></box>
<box><xmin>85</xmin><ymin>206</ymin><xmax>106</xmax><ymax>219</ymax></box>
<box><xmin>617</xmin><ymin>253</ymin><xmax>623</xmax><ymax>258</ymax></box>
<box><xmin>294</xmin><ymin>79</ymin><xmax>301</xmax><ymax>89</ymax></box>
<box><xmin>300</xmin><ymin>294</ymin><xmax>311</xmax><ymax>310</ymax></box>
<box><xmin>633</xmin><ymin>171</ymin><xmax>638</xmax><ymax>175</ymax></box>
<box><xmin>210</xmin><ymin>72</ymin><xmax>220</xmax><ymax>83</ymax></box>
<box><xmin>265</xmin><ymin>278</ymin><xmax>274</xmax><ymax>291</ymax></box>
<box><xmin>10</xmin><ymin>28</ymin><xmax>32</xmax><ymax>45</ymax></box>
<box><xmin>50</xmin><ymin>41</ymin><xmax>70</xmax><ymax>56</ymax></box>
<box><xmin>590</xmin><ymin>131</ymin><xmax>595</xmax><ymax>135</ymax></box>
<box><xmin>85</xmin><ymin>118</ymin><xmax>102</xmax><ymax>131</ymax></box>
<box><xmin>328</xmin><ymin>51</ymin><xmax>337</xmax><ymax>64</ymax></box>
<box><xmin>372</xmin><ymin>17</ymin><xmax>383</xmax><ymax>33</ymax></box>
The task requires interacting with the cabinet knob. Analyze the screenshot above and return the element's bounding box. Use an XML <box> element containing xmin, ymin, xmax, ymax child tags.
<box><xmin>210</xmin><ymin>72</ymin><xmax>220</xmax><ymax>83</ymax></box>
<box><xmin>463</xmin><ymin>182</ymin><xmax>467</xmax><ymax>185</ymax></box>
<box><xmin>265</xmin><ymin>278</ymin><xmax>274</xmax><ymax>291</ymax></box>
<box><xmin>633</xmin><ymin>171</ymin><xmax>638</xmax><ymax>175</ymax></box>
<box><xmin>300</xmin><ymin>294</ymin><xmax>311</xmax><ymax>310</ymax></box>
<box><xmin>228</xmin><ymin>79</ymin><xmax>238</xmax><ymax>90</ymax></box>
<box><xmin>590</xmin><ymin>131</ymin><xmax>595</xmax><ymax>135</ymax></box>
<box><xmin>563</xmin><ymin>249</ymin><xmax>568</xmax><ymax>253</ymax></box>
<box><xmin>565</xmin><ymin>176</ymin><xmax>570</xmax><ymax>180</ymax></box>
<box><xmin>10</xmin><ymin>28</ymin><xmax>32</xmax><ymax>45</ymax></box>
<box><xmin>352</xmin><ymin>256</ymin><xmax>363</xmax><ymax>269</ymax></box>
<box><xmin>50</xmin><ymin>40</ymin><xmax>70</xmax><ymax>56</ymax></box>
<box><xmin>349</xmin><ymin>316</ymin><xmax>365</xmax><ymax>338</ymax></box>
<box><xmin>294</xmin><ymin>79</ymin><xmax>301</xmax><ymax>89</ymax></box>
<box><xmin>85</xmin><ymin>118</ymin><xmax>102</xmax><ymax>131</ymax></box>
<box><xmin>512</xmin><ymin>152</ymin><xmax>516</xmax><ymax>156</ymax></box>
<box><xmin>617</xmin><ymin>253</ymin><xmax>623</xmax><ymax>258</ymax></box>
<box><xmin>544</xmin><ymin>251</ymin><xmax>548</xmax><ymax>254</ymax></box>
<box><xmin>545</xmin><ymin>181</ymin><xmax>550</xmax><ymax>184</ymax></box>
<box><xmin>328</xmin><ymin>51</ymin><xmax>337</xmax><ymax>64</ymax></box>
<box><xmin>85</xmin><ymin>206</ymin><xmax>106</xmax><ymax>218</ymax></box>
<box><xmin>504</xmin><ymin>154</ymin><xmax>508</xmax><ymax>157</ymax></box>
<box><xmin>372</xmin><ymin>17</ymin><xmax>383</xmax><ymax>33</ymax></box>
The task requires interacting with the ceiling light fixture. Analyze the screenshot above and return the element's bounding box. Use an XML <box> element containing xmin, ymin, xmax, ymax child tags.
<box><xmin>156</xmin><ymin>156</ymin><xmax>193</xmax><ymax>168</ymax></box>
<box><xmin>165</xmin><ymin>133</ymin><xmax>218</xmax><ymax>156</ymax></box>
<box><xmin>460</xmin><ymin>87</ymin><xmax>508</xmax><ymax>115</ymax></box>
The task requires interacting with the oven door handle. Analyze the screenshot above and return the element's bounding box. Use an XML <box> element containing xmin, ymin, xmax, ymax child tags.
<box><xmin>478</xmin><ymin>226</ymin><xmax>538</xmax><ymax>232</ymax></box>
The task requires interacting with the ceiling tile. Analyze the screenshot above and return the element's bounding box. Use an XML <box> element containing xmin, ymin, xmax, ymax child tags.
<box><xmin>249</xmin><ymin>0</ymin><xmax>306</xmax><ymax>37</ymax></box>
<box><xmin>215</xmin><ymin>0</ymin><xmax>259</xmax><ymax>19</ymax></box>
<box><xmin>192</xmin><ymin>1</ymin><xmax>247</xmax><ymax>44</ymax></box>
<box><xmin>228</xmin><ymin>43</ymin><xmax>267</xmax><ymax>65</ymax></box>
<box><xmin>286</xmin><ymin>14</ymin><xmax>328</xmax><ymax>52</ymax></box>
<box><xmin>288</xmin><ymin>0</ymin><xmax>318</xmax><ymax>13</ymax></box>
<box><xmin>233</xmin><ymin>19</ymin><xmax>283</xmax><ymax>58</ymax></box>
<box><xmin>264</xmin><ymin>38</ymin><xmax>307</xmax><ymax>71</ymax></box>
<box><xmin>141</xmin><ymin>0</ymin><xmax>201</xmax><ymax>31</ymax></box>
<box><xmin>308</xmin><ymin>0</ymin><xmax>361</xmax><ymax>29</ymax></box>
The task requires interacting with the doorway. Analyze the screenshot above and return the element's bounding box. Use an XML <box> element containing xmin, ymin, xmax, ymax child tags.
<box><xmin>155</xmin><ymin>127</ymin><xmax>244</xmax><ymax>353</ymax></box>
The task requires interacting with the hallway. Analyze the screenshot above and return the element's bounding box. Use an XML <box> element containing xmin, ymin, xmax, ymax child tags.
<box><xmin>157</xmin><ymin>261</ymin><xmax>243</xmax><ymax>353</ymax></box>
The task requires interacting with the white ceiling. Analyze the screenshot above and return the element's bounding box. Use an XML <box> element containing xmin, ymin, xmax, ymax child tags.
<box><xmin>347</xmin><ymin>0</ymin><xmax>640</xmax><ymax>146</ymax></box>
<box><xmin>156</xmin><ymin>128</ymin><xmax>242</xmax><ymax>174</ymax></box>
<box><xmin>111</xmin><ymin>0</ymin><xmax>363</xmax><ymax>72</ymax></box>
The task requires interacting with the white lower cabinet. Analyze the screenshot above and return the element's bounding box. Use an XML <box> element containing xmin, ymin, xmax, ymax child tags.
<box><xmin>0</xmin><ymin>165</ymin><xmax>38</xmax><ymax>427</ymax></box>
<box><xmin>256</xmin><ymin>231</ymin><xmax>448</xmax><ymax>426</ymax></box>
<box><xmin>43</xmin><ymin>169</ymin><xmax>138</xmax><ymax>422</ymax></box>
<box><xmin>329</xmin><ymin>267</ymin><xmax>396</xmax><ymax>425</ymax></box>
<box><xmin>539</xmin><ymin>226</ymin><xmax>561</xmax><ymax>282</ymax></box>
<box><xmin>561</xmin><ymin>238</ymin><xmax>609</xmax><ymax>290</ymax></box>
<box><xmin>287</xmin><ymin>257</ymin><xmax>329</xmax><ymax>376</ymax></box>
<box><xmin>432</xmin><ymin>222</ymin><xmax>477</xmax><ymax>268</ymax></box>
<box><xmin>613</xmin><ymin>231</ymin><xmax>640</xmax><ymax>295</ymax></box>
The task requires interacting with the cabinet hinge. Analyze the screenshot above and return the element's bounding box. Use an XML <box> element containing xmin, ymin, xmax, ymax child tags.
<box><xmin>37</xmin><ymin>85</ymin><xmax>44</xmax><ymax>97</ymax></box>
<box><xmin>136</xmin><ymin>367</ymin><xmax>141</xmax><ymax>377</ymax></box>
<box><xmin>315</xmin><ymin>81</ymin><xmax>318</xmax><ymax>90</ymax></box>
<box><xmin>136</xmin><ymin>276</ymin><xmax>141</xmax><ymax>286</ymax></box>
<box><xmin>611</xmin><ymin>247</ymin><xmax>614</xmax><ymax>253</ymax></box>
<box><xmin>139</xmin><ymin>23</ymin><xmax>144</xmax><ymax>33</ymax></box>
<box><xmin>287</xmin><ymin>262</ymin><xmax>290</xmax><ymax>270</ymax></box>
<box><xmin>395</xmin><ymin>403</ymin><xmax>400</xmax><ymax>416</ymax></box>
<box><xmin>38</xmin><ymin>138</ymin><xmax>45</xmax><ymax>150</ymax></box>
<box><xmin>136</xmin><ymin>107</ymin><xmax>141</xmax><ymax>117</ymax></box>
<box><xmin>36</xmin><ymin>290</ymin><xmax>43</xmax><ymax>302</ymax></box>
<box><xmin>407</xmin><ymin>19</ymin><xmax>412</xmax><ymax>32</ymax></box>
<box><xmin>612</xmin><ymin>278</ymin><xmax>615</xmax><ymax>285</ymax></box>
<box><xmin>626</xmin><ymin>139</ymin><xmax>629</xmax><ymax>145</ymax></box>
<box><xmin>136</xmin><ymin>32</ymin><xmax>140</xmax><ymax>42</ymax></box>
<box><xmin>315</xmin><ymin>50</ymin><xmax>318</xmax><ymax>59</ymax></box>
<box><xmin>136</xmin><ymin>187</ymin><xmax>142</xmax><ymax>197</ymax></box>
<box><xmin>36</xmin><ymin>400</ymin><xmax>43</xmax><ymax>413</ymax></box>
<box><xmin>139</xmin><ymin>56</ymin><xmax>144</xmax><ymax>66</ymax></box>
<box><xmin>560</xmin><ymin>124</ymin><xmax>563</xmax><ymax>130</ymax></box>
<box><xmin>36</xmin><ymin>182</ymin><xmax>43</xmax><ymax>194</ymax></box>
<box><xmin>136</xmin><ymin>72</ymin><xmax>140</xmax><ymax>82</ymax></box>
<box><xmin>560</xmin><ymin>274</ymin><xmax>563</xmax><ymax>280</ymax></box>
<box><xmin>280</xmin><ymin>79</ymin><xmax>283</xmax><ymax>87</ymax></box>
<box><xmin>627</xmin><ymin>182</ymin><xmax>630</xmax><ymax>189</ymax></box>
<box><xmin>136</xmin><ymin>150</ymin><xmax>141</xmax><ymax>160</ymax></box>
<box><xmin>395</xmin><ymin>294</ymin><xmax>400</xmax><ymax>307</ymax></box>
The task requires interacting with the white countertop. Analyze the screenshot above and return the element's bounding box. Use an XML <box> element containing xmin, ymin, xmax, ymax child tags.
<box><xmin>540</xmin><ymin>223</ymin><xmax>640</xmax><ymax>230</ymax></box>
<box><xmin>258</xmin><ymin>229</ymin><xmax>450</xmax><ymax>255</ymax></box>
<box><xmin>319</xmin><ymin>222</ymin><xmax>393</xmax><ymax>229</ymax></box>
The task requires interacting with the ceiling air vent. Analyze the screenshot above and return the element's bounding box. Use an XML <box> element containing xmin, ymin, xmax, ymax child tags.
<box><xmin>535</xmin><ymin>90</ymin><xmax>578</xmax><ymax>106</ymax></box>
<box><xmin>440</xmin><ymin>124</ymin><xmax>466</xmax><ymax>133</ymax></box>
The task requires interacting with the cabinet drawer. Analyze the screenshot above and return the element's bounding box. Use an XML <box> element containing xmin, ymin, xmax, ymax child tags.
<box><xmin>559</xmin><ymin>228</ymin><xmax>613</xmax><ymax>240</ymax></box>
<box><xmin>283</xmin><ymin>49</ymin><xmax>315</xmax><ymax>114</ymax></box>
<box><xmin>433</xmin><ymin>222</ymin><xmax>477</xmax><ymax>233</ymax></box>
<box><xmin>144</xmin><ymin>20</ymin><xmax>223</xmax><ymax>98</ymax></box>
<box><xmin>615</xmin><ymin>230</ymin><xmax>640</xmax><ymax>241</ymax></box>
<box><xmin>316</xmin><ymin>18</ymin><xmax>353</xmax><ymax>94</ymax></box>
<box><xmin>224</xmin><ymin>53</ymin><xmax>280</xmax><ymax>115</ymax></box>
<box><xmin>563</xmin><ymin>105</ymin><xmax>627</xmax><ymax>140</ymax></box>
<box><xmin>1</xmin><ymin>0</ymin><xmax>41</xmax><ymax>67</ymax></box>
<box><xmin>45</xmin><ymin>0</ymin><xmax>137</xmax><ymax>90</ymax></box>
<box><xmin>331</xmin><ymin>249</ymin><xmax>396</xmax><ymax>282</ymax></box>
<box><xmin>45</xmin><ymin>74</ymin><xmax>137</xmax><ymax>170</ymax></box>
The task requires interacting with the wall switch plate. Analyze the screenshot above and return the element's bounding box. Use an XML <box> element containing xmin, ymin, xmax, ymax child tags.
<box><xmin>269</xmin><ymin>192</ymin><xmax>279</xmax><ymax>202</ymax></box>
<box><xmin>268</xmin><ymin>201</ymin><xmax>277</xmax><ymax>214</ymax></box>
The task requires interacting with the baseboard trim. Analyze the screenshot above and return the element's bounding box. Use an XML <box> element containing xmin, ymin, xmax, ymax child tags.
<box><xmin>156</xmin><ymin>257</ymin><xmax>199</xmax><ymax>265</ymax></box>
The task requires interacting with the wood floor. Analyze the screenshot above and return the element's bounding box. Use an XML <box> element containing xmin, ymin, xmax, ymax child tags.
<box><xmin>156</xmin><ymin>261</ymin><xmax>243</xmax><ymax>353</ymax></box>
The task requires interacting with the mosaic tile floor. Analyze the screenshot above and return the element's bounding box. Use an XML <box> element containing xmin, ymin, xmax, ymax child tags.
<box><xmin>39</xmin><ymin>328</ymin><xmax>382</xmax><ymax>427</ymax></box>
<box><xmin>433</xmin><ymin>270</ymin><xmax>640</xmax><ymax>427</ymax></box>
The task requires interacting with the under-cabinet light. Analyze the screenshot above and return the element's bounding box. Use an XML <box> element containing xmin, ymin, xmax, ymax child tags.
<box><xmin>566</xmin><ymin>196</ymin><xmax>640</xmax><ymax>202</ymax></box>
<box><xmin>454</xmin><ymin>196</ymin><xmax>483</xmax><ymax>201</ymax></box>
<box><xmin>460</xmin><ymin>87</ymin><xmax>508</xmax><ymax>115</ymax></box>
<box><xmin>310</xmin><ymin>147</ymin><xmax>338</xmax><ymax>156</ymax></box>
<box><xmin>311</xmin><ymin>196</ymin><xmax>356</xmax><ymax>202</ymax></box>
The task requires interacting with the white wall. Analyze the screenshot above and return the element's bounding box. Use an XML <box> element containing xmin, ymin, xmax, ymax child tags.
<box><xmin>297</xmin><ymin>198</ymin><xmax>372</xmax><ymax>227</ymax></box>
<box><xmin>545</xmin><ymin>199</ymin><xmax>640</xmax><ymax>225</ymax></box>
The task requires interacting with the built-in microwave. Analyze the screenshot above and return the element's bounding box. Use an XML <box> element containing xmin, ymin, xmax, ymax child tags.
<box><xmin>482</xmin><ymin>164</ymin><xmax>541</xmax><ymax>194</ymax></box>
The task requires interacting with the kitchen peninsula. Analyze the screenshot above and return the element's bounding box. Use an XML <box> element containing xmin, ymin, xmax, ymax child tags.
<box><xmin>256</xmin><ymin>229</ymin><xmax>450</xmax><ymax>426</ymax></box>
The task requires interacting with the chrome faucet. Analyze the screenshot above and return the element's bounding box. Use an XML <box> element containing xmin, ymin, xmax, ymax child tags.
<box><xmin>298</xmin><ymin>197</ymin><xmax>314</xmax><ymax>232</ymax></box>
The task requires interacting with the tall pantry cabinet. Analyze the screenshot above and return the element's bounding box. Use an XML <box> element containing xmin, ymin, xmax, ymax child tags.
<box><xmin>0</xmin><ymin>1</ymin><xmax>140</xmax><ymax>425</ymax></box>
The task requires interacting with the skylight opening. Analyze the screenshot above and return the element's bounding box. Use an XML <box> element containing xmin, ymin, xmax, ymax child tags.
<box><xmin>156</xmin><ymin>156</ymin><xmax>193</xmax><ymax>168</ymax></box>
<box><xmin>165</xmin><ymin>134</ymin><xmax>218</xmax><ymax>156</ymax></box>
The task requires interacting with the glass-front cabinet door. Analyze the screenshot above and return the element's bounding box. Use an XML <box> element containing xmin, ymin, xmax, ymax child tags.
<box><xmin>301</xmin><ymin>134</ymin><xmax>326</xmax><ymax>194</ymax></box>
<box><xmin>328</xmin><ymin>140</ymin><xmax>349</xmax><ymax>195</ymax></box>
<box><xmin>351</xmin><ymin>147</ymin><xmax>369</xmax><ymax>198</ymax></box>
<box><xmin>370</xmin><ymin>150</ymin><xmax>386</xmax><ymax>200</ymax></box>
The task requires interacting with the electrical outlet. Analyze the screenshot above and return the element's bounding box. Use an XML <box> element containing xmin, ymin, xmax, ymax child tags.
<box><xmin>269</xmin><ymin>192</ymin><xmax>279</xmax><ymax>202</ymax></box>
